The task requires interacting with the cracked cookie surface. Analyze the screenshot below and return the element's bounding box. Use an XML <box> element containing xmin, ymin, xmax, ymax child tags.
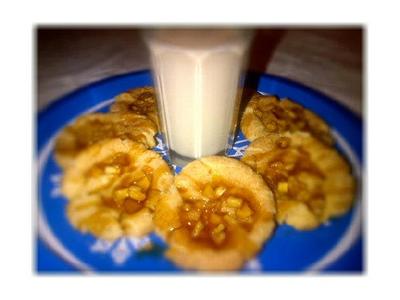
<box><xmin>154</xmin><ymin>156</ymin><xmax>275</xmax><ymax>271</ymax></box>
<box><xmin>242</xmin><ymin>132</ymin><xmax>355</xmax><ymax>230</ymax></box>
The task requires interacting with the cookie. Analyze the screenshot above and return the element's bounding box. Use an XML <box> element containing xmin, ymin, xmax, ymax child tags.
<box><xmin>110</xmin><ymin>87</ymin><xmax>160</xmax><ymax>128</ymax></box>
<box><xmin>154</xmin><ymin>156</ymin><xmax>275</xmax><ymax>271</ymax></box>
<box><xmin>62</xmin><ymin>138</ymin><xmax>179</xmax><ymax>240</ymax></box>
<box><xmin>54</xmin><ymin>112</ymin><xmax>157</xmax><ymax>169</ymax></box>
<box><xmin>240</xmin><ymin>93</ymin><xmax>333</xmax><ymax>145</ymax></box>
<box><xmin>242</xmin><ymin>132</ymin><xmax>355</xmax><ymax>230</ymax></box>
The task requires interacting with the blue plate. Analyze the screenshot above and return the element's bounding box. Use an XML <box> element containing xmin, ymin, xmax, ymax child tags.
<box><xmin>37</xmin><ymin>70</ymin><xmax>363</xmax><ymax>273</ymax></box>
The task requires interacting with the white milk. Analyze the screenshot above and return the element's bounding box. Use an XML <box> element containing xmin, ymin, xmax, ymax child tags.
<box><xmin>144</xmin><ymin>29</ymin><xmax>252</xmax><ymax>165</ymax></box>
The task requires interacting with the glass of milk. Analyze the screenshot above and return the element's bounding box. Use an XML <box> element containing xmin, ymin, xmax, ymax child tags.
<box><xmin>143</xmin><ymin>29</ymin><xmax>253</xmax><ymax>167</ymax></box>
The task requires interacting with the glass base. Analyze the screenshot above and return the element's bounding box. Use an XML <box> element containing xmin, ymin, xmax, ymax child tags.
<box><xmin>170</xmin><ymin>149</ymin><xmax>226</xmax><ymax>168</ymax></box>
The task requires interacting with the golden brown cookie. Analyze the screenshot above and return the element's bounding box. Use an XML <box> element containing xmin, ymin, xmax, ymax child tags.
<box><xmin>240</xmin><ymin>93</ymin><xmax>333</xmax><ymax>145</ymax></box>
<box><xmin>62</xmin><ymin>138</ymin><xmax>179</xmax><ymax>240</ymax></box>
<box><xmin>242</xmin><ymin>132</ymin><xmax>356</xmax><ymax>230</ymax></box>
<box><xmin>110</xmin><ymin>87</ymin><xmax>160</xmax><ymax>128</ymax></box>
<box><xmin>154</xmin><ymin>156</ymin><xmax>275</xmax><ymax>271</ymax></box>
<box><xmin>54</xmin><ymin>112</ymin><xmax>157</xmax><ymax>169</ymax></box>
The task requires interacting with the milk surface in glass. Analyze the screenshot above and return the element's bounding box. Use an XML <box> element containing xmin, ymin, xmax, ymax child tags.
<box><xmin>144</xmin><ymin>29</ymin><xmax>252</xmax><ymax>166</ymax></box>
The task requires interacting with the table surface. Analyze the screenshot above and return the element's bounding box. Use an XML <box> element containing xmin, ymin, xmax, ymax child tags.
<box><xmin>37</xmin><ymin>28</ymin><xmax>363</xmax><ymax>115</ymax></box>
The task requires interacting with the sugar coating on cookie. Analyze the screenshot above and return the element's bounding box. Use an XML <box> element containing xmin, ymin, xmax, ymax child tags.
<box><xmin>110</xmin><ymin>87</ymin><xmax>160</xmax><ymax>129</ymax></box>
<box><xmin>54</xmin><ymin>112</ymin><xmax>157</xmax><ymax>169</ymax></box>
<box><xmin>242</xmin><ymin>132</ymin><xmax>355</xmax><ymax>230</ymax></box>
<box><xmin>62</xmin><ymin>138</ymin><xmax>178</xmax><ymax>240</ymax></box>
<box><xmin>154</xmin><ymin>156</ymin><xmax>275</xmax><ymax>271</ymax></box>
<box><xmin>240</xmin><ymin>93</ymin><xmax>333</xmax><ymax>145</ymax></box>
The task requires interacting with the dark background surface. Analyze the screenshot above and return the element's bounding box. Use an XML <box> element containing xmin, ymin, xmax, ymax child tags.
<box><xmin>37</xmin><ymin>28</ymin><xmax>363</xmax><ymax>114</ymax></box>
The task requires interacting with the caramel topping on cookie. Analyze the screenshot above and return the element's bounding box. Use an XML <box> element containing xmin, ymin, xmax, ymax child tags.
<box><xmin>63</xmin><ymin>138</ymin><xmax>177</xmax><ymax>240</ymax></box>
<box><xmin>54</xmin><ymin>112</ymin><xmax>157</xmax><ymax>169</ymax></box>
<box><xmin>240</xmin><ymin>93</ymin><xmax>333</xmax><ymax>145</ymax></box>
<box><xmin>110</xmin><ymin>87</ymin><xmax>160</xmax><ymax>128</ymax></box>
<box><xmin>242</xmin><ymin>132</ymin><xmax>355</xmax><ymax>230</ymax></box>
<box><xmin>154</xmin><ymin>156</ymin><xmax>275</xmax><ymax>271</ymax></box>
<box><xmin>178</xmin><ymin>183</ymin><xmax>257</xmax><ymax>248</ymax></box>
